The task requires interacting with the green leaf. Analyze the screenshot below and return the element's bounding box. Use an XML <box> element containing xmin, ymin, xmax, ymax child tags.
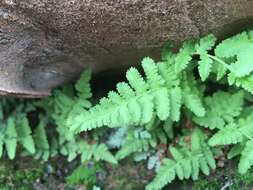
<box><xmin>196</xmin><ymin>34</ymin><xmax>216</xmax><ymax>53</ymax></box>
<box><xmin>239</xmin><ymin>140</ymin><xmax>253</xmax><ymax>174</ymax></box>
<box><xmin>154</xmin><ymin>88</ymin><xmax>170</xmax><ymax>120</ymax></box>
<box><xmin>169</xmin><ymin>87</ymin><xmax>182</xmax><ymax>121</ymax></box>
<box><xmin>5</xmin><ymin>118</ymin><xmax>17</xmax><ymax>159</ymax></box>
<box><xmin>16</xmin><ymin>117</ymin><xmax>35</xmax><ymax>154</ymax></box>
<box><xmin>146</xmin><ymin>159</ymin><xmax>176</xmax><ymax>190</ymax></box>
<box><xmin>194</xmin><ymin>91</ymin><xmax>244</xmax><ymax>129</ymax></box>
<box><xmin>209</xmin><ymin>123</ymin><xmax>243</xmax><ymax>146</ymax></box>
<box><xmin>228</xmin><ymin>73</ymin><xmax>253</xmax><ymax>94</ymax></box>
<box><xmin>215</xmin><ymin>32</ymin><xmax>253</xmax><ymax>77</ymax></box>
<box><xmin>175</xmin><ymin>41</ymin><xmax>195</xmax><ymax>73</ymax></box>
<box><xmin>213</xmin><ymin>60</ymin><xmax>227</xmax><ymax>80</ymax></box>
<box><xmin>228</xmin><ymin>142</ymin><xmax>245</xmax><ymax>159</ymax></box>
<box><xmin>215</xmin><ymin>32</ymin><xmax>249</xmax><ymax>58</ymax></box>
<box><xmin>209</xmin><ymin>112</ymin><xmax>253</xmax><ymax>146</ymax></box>
<box><xmin>198</xmin><ymin>53</ymin><xmax>213</xmax><ymax>81</ymax></box>
<box><xmin>229</xmin><ymin>48</ymin><xmax>253</xmax><ymax>77</ymax></box>
<box><xmin>34</xmin><ymin>121</ymin><xmax>50</xmax><ymax>161</ymax></box>
<box><xmin>183</xmin><ymin>90</ymin><xmax>205</xmax><ymax>117</ymax></box>
<box><xmin>75</xmin><ymin>69</ymin><xmax>92</xmax><ymax>98</ymax></box>
<box><xmin>182</xmin><ymin>75</ymin><xmax>205</xmax><ymax>117</ymax></box>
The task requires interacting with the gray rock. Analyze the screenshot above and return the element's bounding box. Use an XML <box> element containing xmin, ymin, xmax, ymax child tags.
<box><xmin>0</xmin><ymin>0</ymin><xmax>253</xmax><ymax>97</ymax></box>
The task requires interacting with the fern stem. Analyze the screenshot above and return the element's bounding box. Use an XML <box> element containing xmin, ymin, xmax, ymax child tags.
<box><xmin>207</xmin><ymin>55</ymin><xmax>231</xmax><ymax>70</ymax></box>
<box><xmin>240</xmin><ymin>129</ymin><xmax>253</xmax><ymax>142</ymax></box>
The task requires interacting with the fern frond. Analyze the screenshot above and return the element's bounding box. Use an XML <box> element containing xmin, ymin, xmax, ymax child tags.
<box><xmin>16</xmin><ymin>117</ymin><xmax>35</xmax><ymax>154</ymax></box>
<box><xmin>238</xmin><ymin>140</ymin><xmax>253</xmax><ymax>174</ymax></box>
<box><xmin>215</xmin><ymin>32</ymin><xmax>247</xmax><ymax>57</ymax></box>
<box><xmin>209</xmin><ymin>112</ymin><xmax>253</xmax><ymax>146</ymax></box>
<box><xmin>33</xmin><ymin>120</ymin><xmax>50</xmax><ymax>161</ymax></box>
<box><xmin>146</xmin><ymin>149</ymin><xmax>208</xmax><ymax>190</ymax></box>
<box><xmin>157</xmin><ymin>62</ymin><xmax>180</xmax><ymax>88</ymax></box>
<box><xmin>5</xmin><ymin>118</ymin><xmax>17</xmax><ymax>159</ymax></box>
<box><xmin>169</xmin><ymin>87</ymin><xmax>182</xmax><ymax>121</ymax></box>
<box><xmin>215</xmin><ymin>32</ymin><xmax>253</xmax><ymax>77</ymax></box>
<box><xmin>208</xmin><ymin>123</ymin><xmax>243</xmax><ymax>146</ymax></box>
<box><xmin>75</xmin><ymin>69</ymin><xmax>92</xmax><ymax>99</ymax></box>
<box><xmin>195</xmin><ymin>34</ymin><xmax>216</xmax><ymax>53</ymax></box>
<box><xmin>181</xmin><ymin>75</ymin><xmax>205</xmax><ymax>117</ymax></box>
<box><xmin>145</xmin><ymin>159</ymin><xmax>176</xmax><ymax>190</ymax></box>
<box><xmin>80</xmin><ymin>142</ymin><xmax>117</xmax><ymax>164</ymax></box>
<box><xmin>195</xmin><ymin>34</ymin><xmax>216</xmax><ymax>81</ymax></box>
<box><xmin>208</xmin><ymin>108</ymin><xmax>253</xmax><ymax>174</ymax></box>
<box><xmin>191</xmin><ymin>128</ymin><xmax>216</xmax><ymax>175</ymax></box>
<box><xmin>228</xmin><ymin>141</ymin><xmax>246</xmax><ymax>159</ymax></box>
<box><xmin>228</xmin><ymin>73</ymin><xmax>253</xmax><ymax>94</ymax></box>
<box><xmin>116</xmin><ymin>130</ymin><xmax>156</xmax><ymax>160</ymax></box>
<box><xmin>212</xmin><ymin>60</ymin><xmax>227</xmax><ymax>80</ymax></box>
<box><xmin>194</xmin><ymin>91</ymin><xmax>244</xmax><ymax>129</ymax></box>
<box><xmin>175</xmin><ymin>41</ymin><xmax>195</xmax><ymax>73</ymax></box>
<box><xmin>69</xmin><ymin>58</ymin><xmax>174</xmax><ymax>133</ymax></box>
<box><xmin>198</xmin><ymin>53</ymin><xmax>213</xmax><ymax>81</ymax></box>
<box><xmin>146</xmin><ymin>128</ymin><xmax>215</xmax><ymax>190</ymax></box>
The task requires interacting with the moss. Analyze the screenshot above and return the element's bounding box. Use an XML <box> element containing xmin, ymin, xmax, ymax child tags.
<box><xmin>0</xmin><ymin>160</ymin><xmax>43</xmax><ymax>190</ymax></box>
<box><xmin>192</xmin><ymin>177</ymin><xmax>220</xmax><ymax>190</ymax></box>
<box><xmin>230</xmin><ymin>171</ymin><xmax>253</xmax><ymax>190</ymax></box>
<box><xmin>192</xmin><ymin>169</ymin><xmax>253</xmax><ymax>190</ymax></box>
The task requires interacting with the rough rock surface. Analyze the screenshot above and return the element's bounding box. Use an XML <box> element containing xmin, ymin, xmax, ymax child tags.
<box><xmin>1</xmin><ymin>0</ymin><xmax>253</xmax><ymax>97</ymax></box>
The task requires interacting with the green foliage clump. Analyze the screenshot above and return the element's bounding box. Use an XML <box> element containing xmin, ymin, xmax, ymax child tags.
<box><xmin>64</xmin><ymin>30</ymin><xmax>253</xmax><ymax>189</ymax></box>
<box><xmin>0</xmin><ymin>99</ymin><xmax>39</xmax><ymax>160</ymax></box>
<box><xmin>0</xmin><ymin>160</ymin><xmax>43</xmax><ymax>190</ymax></box>
<box><xmin>66</xmin><ymin>162</ymin><xmax>101</xmax><ymax>188</ymax></box>
<box><xmin>146</xmin><ymin>128</ymin><xmax>215</xmax><ymax>190</ymax></box>
<box><xmin>34</xmin><ymin>70</ymin><xmax>117</xmax><ymax>164</ymax></box>
<box><xmin>0</xmin><ymin>70</ymin><xmax>117</xmax><ymax>165</ymax></box>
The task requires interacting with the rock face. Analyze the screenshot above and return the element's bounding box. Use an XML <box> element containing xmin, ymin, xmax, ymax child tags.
<box><xmin>1</xmin><ymin>0</ymin><xmax>253</xmax><ymax>97</ymax></box>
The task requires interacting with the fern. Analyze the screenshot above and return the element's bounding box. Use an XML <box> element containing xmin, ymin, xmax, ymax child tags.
<box><xmin>48</xmin><ymin>29</ymin><xmax>253</xmax><ymax>188</ymax></box>
<box><xmin>77</xmin><ymin>142</ymin><xmax>117</xmax><ymax>164</ymax></box>
<box><xmin>215</xmin><ymin>32</ymin><xmax>253</xmax><ymax>77</ymax></box>
<box><xmin>194</xmin><ymin>91</ymin><xmax>244</xmax><ymax>129</ymax></box>
<box><xmin>209</xmin><ymin>111</ymin><xmax>253</xmax><ymax>146</ymax></box>
<box><xmin>63</xmin><ymin>30</ymin><xmax>253</xmax><ymax>189</ymax></box>
<box><xmin>175</xmin><ymin>41</ymin><xmax>195</xmax><ymax>73</ymax></box>
<box><xmin>115</xmin><ymin>129</ymin><xmax>156</xmax><ymax>160</ymax></box>
<box><xmin>69</xmin><ymin>58</ymin><xmax>174</xmax><ymax>132</ymax></box>
<box><xmin>66</xmin><ymin>162</ymin><xmax>100</xmax><ymax>187</ymax></box>
<box><xmin>33</xmin><ymin>119</ymin><xmax>50</xmax><ymax>161</ymax></box>
<box><xmin>181</xmin><ymin>74</ymin><xmax>205</xmax><ymax>117</ymax></box>
<box><xmin>5</xmin><ymin>117</ymin><xmax>17</xmax><ymax>159</ymax></box>
<box><xmin>208</xmin><ymin>110</ymin><xmax>253</xmax><ymax>174</ymax></box>
<box><xmin>0</xmin><ymin>102</ymin><xmax>36</xmax><ymax>159</ymax></box>
<box><xmin>34</xmin><ymin>70</ymin><xmax>118</xmax><ymax>164</ymax></box>
<box><xmin>238</xmin><ymin>140</ymin><xmax>253</xmax><ymax>174</ymax></box>
<box><xmin>195</xmin><ymin>34</ymin><xmax>216</xmax><ymax>81</ymax></box>
<box><xmin>68</xmin><ymin>60</ymin><xmax>205</xmax><ymax>133</ymax></box>
<box><xmin>228</xmin><ymin>73</ymin><xmax>253</xmax><ymax>94</ymax></box>
<box><xmin>146</xmin><ymin>129</ymin><xmax>215</xmax><ymax>190</ymax></box>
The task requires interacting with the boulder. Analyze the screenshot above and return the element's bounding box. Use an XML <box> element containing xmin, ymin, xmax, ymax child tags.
<box><xmin>1</xmin><ymin>0</ymin><xmax>253</xmax><ymax>97</ymax></box>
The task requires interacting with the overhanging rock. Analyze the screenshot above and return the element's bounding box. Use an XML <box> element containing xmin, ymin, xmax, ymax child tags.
<box><xmin>0</xmin><ymin>0</ymin><xmax>253</xmax><ymax>97</ymax></box>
